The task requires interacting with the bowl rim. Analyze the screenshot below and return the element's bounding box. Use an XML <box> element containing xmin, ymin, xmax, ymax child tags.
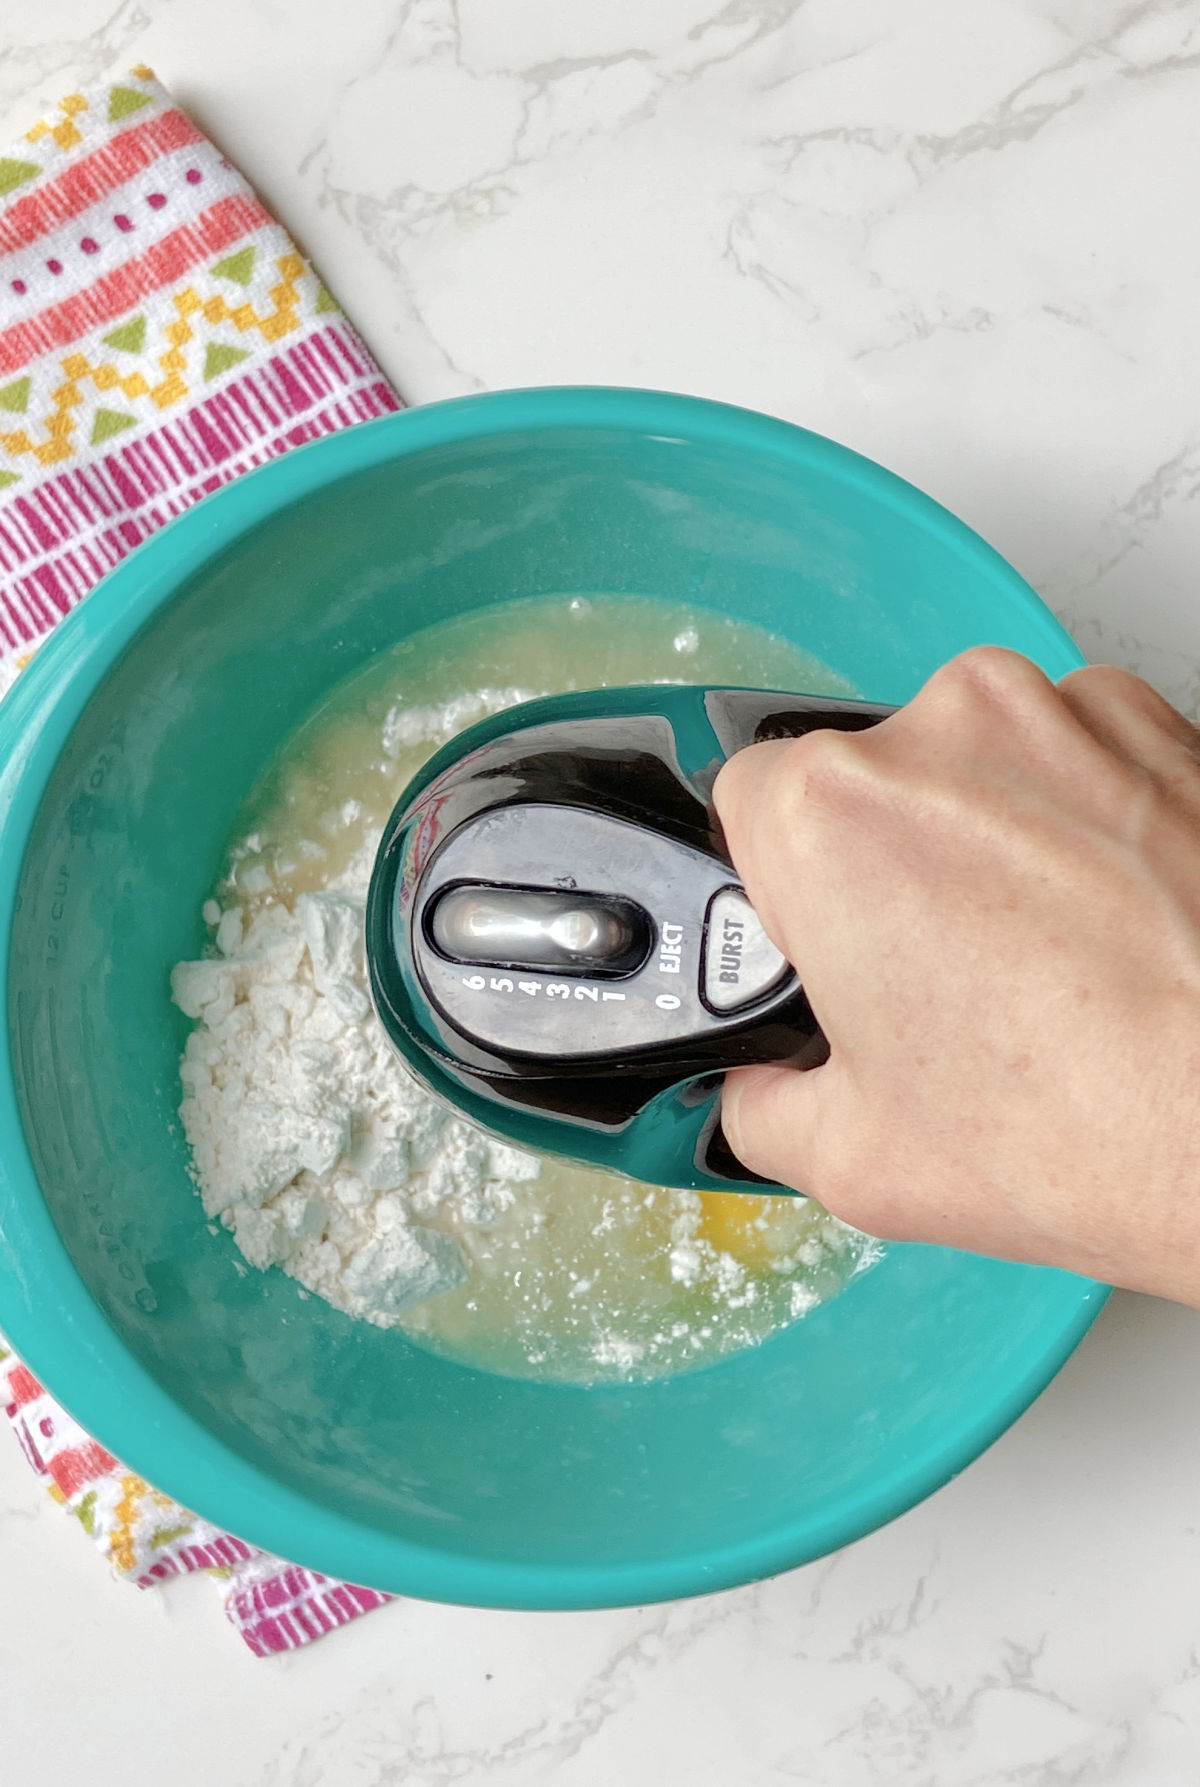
<box><xmin>0</xmin><ymin>384</ymin><xmax>1107</xmax><ymax>1607</ymax></box>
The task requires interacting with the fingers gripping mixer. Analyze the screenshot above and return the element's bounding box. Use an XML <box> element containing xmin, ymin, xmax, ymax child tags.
<box><xmin>366</xmin><ymin>686</ymin><xmax>893</xmax><ymax>1194</ymax></box>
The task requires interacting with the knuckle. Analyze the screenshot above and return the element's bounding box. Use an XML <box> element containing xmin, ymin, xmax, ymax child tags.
<box><xmin>712</xmin><ymin>742</ymin><xmax>754</xmax><ymax>809</ymax></box>
<box><xmin>1059</xmin><ymin>662</ymin><xmax>1133</xmax><ymax>697</ymax></box>
<box><xmin>787</xmin><ymin>727</ymin><xmax>872</xmax><ymax>801</ymax></box>
<box><xmin>717</xmin><ymin>731</ymin><xmax>879</xmax><ymax>839</ymax></box>
<box><xmin>713</xmin><ymin>738</ymin><xmax>793</xmax><ymax>830</ymax></box>
<box><xmin>1061</xmin><ymin>662</ymin><xmax>1187</xmax><ymax>728</ymax></box>
<box><xmin>927</xmin><ymin>645</ymin><xmax>1051</xmax><ymax>713</ymax></box>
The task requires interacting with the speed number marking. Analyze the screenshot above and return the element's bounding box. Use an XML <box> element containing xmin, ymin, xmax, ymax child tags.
<box><xmin>461</xmin><ymin>974</ymin><xmax>626</xmax><ymax>1002</ymax></box>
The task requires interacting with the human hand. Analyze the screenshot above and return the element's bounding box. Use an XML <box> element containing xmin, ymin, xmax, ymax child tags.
<box><xmin>713</xmin><ymin>647</ymin><xmax>1200</xmax><ymax>1302</ymax></box>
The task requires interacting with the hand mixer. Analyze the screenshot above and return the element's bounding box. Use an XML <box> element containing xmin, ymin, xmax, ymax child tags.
<box><xmin>366</xmin><ymin>686</ymin><xmax>893</xmax><ymax>1193</ymax></box>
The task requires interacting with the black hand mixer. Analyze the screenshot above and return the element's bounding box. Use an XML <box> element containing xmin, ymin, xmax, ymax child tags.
<box><xmin>366</xmin><ymin>685</ymin><xmax>892</xmax><ymax>1193</ymax></box>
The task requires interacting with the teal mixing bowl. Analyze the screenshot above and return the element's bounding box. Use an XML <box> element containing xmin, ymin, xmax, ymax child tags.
<box><xmin>0</xmin><ymin>388</ymin><xmax>1105</xmax><ymax>1607</ymax></box>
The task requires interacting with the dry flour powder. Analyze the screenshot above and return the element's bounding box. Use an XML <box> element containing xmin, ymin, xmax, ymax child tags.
<box><xmin>171</xmin><ymin>843</ymin><xmax>541</xmax><ymax>1327</ymax></box>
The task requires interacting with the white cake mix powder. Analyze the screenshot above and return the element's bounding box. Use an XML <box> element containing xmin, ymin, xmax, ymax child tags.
<box><xmin>173</xmin><ymin>848</ymin><xmax>542</xmax><ymax>1326</ymax></box>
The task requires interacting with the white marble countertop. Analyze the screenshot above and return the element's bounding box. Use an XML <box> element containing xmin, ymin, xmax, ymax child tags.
<box><xmin>4</xmin><ymin>3</ymin><xmax>1200</xmax><ymax>1782</ymax></box>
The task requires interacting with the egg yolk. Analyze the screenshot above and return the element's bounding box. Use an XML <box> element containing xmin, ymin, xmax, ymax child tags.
<box><xmin>695</xmin><ymin>1192</ymin><xmax>803</xmax><ymax>1267</ymax></box>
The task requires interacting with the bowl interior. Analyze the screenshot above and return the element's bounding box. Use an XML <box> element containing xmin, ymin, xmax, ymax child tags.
<box><xmin>3</xmin><ymin>400</ymin><xmax>1100</xmax><ymax>1603</ymax></box>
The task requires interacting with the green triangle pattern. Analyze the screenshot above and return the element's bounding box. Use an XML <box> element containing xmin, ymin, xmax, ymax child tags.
<box><xmin>108</xmin><ymin>86</ymin><xmax>152</xmax><ymax>123</ymax></box>
<box><xmin>0</xmin><ymin>376</ymin><xmax>30</xmax><ymax>414</ymax></box>
<box><xmin>0</xmin><ymin>158</ymin><xmax>39</xmax><ymax>199</ymax></box>
<box><xmin>211</xmin><ymin>246</ymin><xmax>256</xmax><ymax>286</ymax></box>
<box><xmin>102</xmin><ymin>315</ymin><xmax>147</xmax><ymax>354</ymax></box>
<box><xmin>149</xmin><ymin>1522</ymin><xmax>194</xmax><ymax>1548</ymax></box>
<box><xmin>0</xmin><ymin>470</ymin><xmax>20</xmax><ymax>490</ymax></box>
<box><xmin>91</xmin><ymin>408</ymin><xmax>137</xmax><ymax>445</ymax></box>
<box><xmin>203</xmin><ymin>342</ymin><xmax>250</xmax><ymax>381</ymax></box>
<box><xmin>314</xmin><ymin>284</ymin><xmax>339</xmax><ymax>315</ymax></box>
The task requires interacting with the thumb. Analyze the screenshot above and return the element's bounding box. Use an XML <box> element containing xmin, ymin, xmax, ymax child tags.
<box><xmin>719</xmin><ymin>1061</ymin><xmax>825</xmax><ymax>1197</ymax></box>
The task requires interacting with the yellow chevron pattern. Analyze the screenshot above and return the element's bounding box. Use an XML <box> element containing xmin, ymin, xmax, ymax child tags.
<box><xmin>24</xmin><ymin>92</ymin><xmax>88</xmax><ymax>153</ymax></box>
<box><xmin>0</xmin><ymin>253</ymin><xmax>315</xmax><ymax>469</ymax></box>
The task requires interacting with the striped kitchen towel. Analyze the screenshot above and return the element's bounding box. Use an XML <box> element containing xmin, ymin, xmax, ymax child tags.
<box><xmin>0</xmin><ymin>63</ymin><xmax>401</xmax><ymax>698</ymax></box>
<box><xmin>0</xmin><ymin>1342</ymin><xmax>392</xmax><ymax>1654</ymax></box>
<box><xmin>0</xmin><ymin>67</ymin><xmax>401</xmax><ymax>1652</ymax></box>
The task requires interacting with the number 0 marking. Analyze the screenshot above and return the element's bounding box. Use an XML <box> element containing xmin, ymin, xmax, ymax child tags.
<box><xmin>656</xmin><ymin>992</ymin><xmax>681</xmax><ymax>1010</ymax></box>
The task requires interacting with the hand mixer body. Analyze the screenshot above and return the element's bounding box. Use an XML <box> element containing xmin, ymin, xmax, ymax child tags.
<box><xmin>366</xmin><ymin>686</ymin><xmax>892</xmax><ymax>1193</ymax></box>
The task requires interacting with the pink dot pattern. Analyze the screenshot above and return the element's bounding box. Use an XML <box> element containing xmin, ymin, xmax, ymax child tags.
<box><xmin>7</xmin><ymin>171</ymin><xmax>211</xmax><ymax>294</ymax></box>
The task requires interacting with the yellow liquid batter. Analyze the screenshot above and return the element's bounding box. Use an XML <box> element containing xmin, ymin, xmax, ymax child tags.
<box><xmin>207</xmin><ymin>594</ymin><xmax>880</xmax><ymax>1382</ymax></box>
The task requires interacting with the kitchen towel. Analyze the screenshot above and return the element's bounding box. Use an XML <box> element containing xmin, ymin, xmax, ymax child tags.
<box><xmin>0</xmin><ymin>66</ymin><xmax>402</xmax><ymax>1653</ymax></box>
<box><xmin>0</xmin><ymin>64</ymin><xmax>401</xmax><ymax>696</ymax></box>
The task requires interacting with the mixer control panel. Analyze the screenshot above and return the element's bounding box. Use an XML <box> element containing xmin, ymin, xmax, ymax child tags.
<box><xmin>406</xmin><ymin>802</ymin><xmax>801</xmax><ymax>1064</ymax></box>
